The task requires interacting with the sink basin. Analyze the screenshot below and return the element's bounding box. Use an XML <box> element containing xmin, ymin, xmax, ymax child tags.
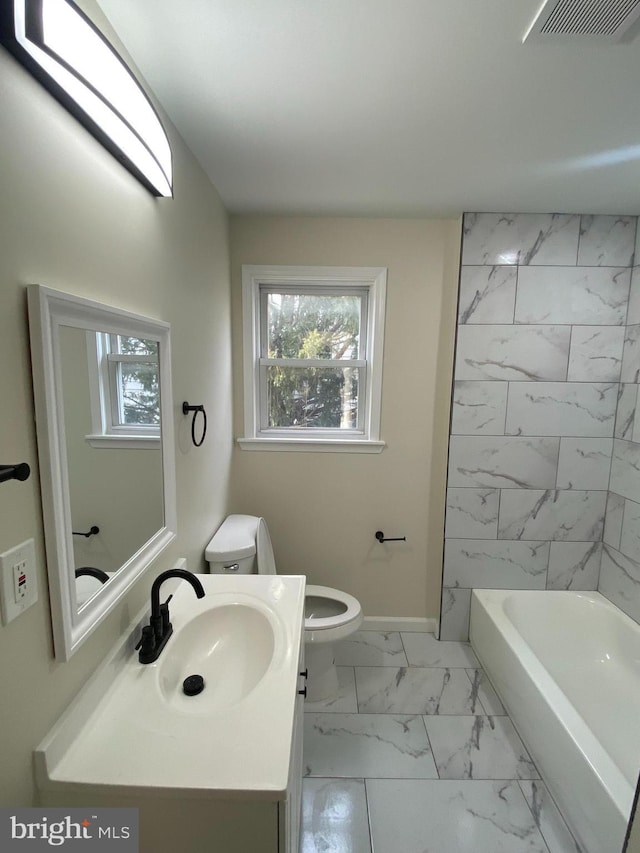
<box><xmin>158</xmin><ymin>600</ymin><xmax>276</xmax><ymax>713</ymax></box>
<box><xmin>35</xmin><ymin>574</ymin><xmax>306</xmax><ymax>798</ymax></box>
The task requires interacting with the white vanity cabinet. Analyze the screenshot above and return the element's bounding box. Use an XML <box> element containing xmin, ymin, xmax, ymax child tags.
<box><xmin>281</xmin><ymin>635</ymin><xmax>305</xmax><ymax>853</ymax></box>
<box><xmin>35</xmin><ymin>574</ymin><xmax>306</xmax><ymax>853</ymax></box>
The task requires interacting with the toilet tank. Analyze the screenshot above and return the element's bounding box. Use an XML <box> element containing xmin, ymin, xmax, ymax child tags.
<box><xmin>205</xmin><ymin>515</ymin><xmax>260</xmax><ymax>574</ymax></box>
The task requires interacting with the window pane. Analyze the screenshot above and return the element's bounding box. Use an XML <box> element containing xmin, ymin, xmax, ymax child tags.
<box><xmin>266</xmin><ymin>366</ymin><xmax>359</xmax><ymax>429</ymax></box>
<box><xmin>113</xmin><ymin>335</ymin><xmax>158</xmax><ymax>356</ymax></box>
<box><xmin>118</xmin><ymin>361</ymin><xmax>160</xmax><ymax>425</ymax></box>
<box><xmin>266</xmin><ymin>293</ymin><xmax>361</xmax><ymax>359</ymax></box>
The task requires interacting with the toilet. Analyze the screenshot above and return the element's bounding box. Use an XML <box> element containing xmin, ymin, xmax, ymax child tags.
<box><xmin>205</xmin><ymin>514</ymin><xmax>363</xmax><ymax>701</ymax></box>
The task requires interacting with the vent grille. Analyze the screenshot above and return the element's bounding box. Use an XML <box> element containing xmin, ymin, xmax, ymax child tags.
<box><xmin>524</xmin><ymin>0</ymin><xmax>640</xmax><ymax>42</ymax></box>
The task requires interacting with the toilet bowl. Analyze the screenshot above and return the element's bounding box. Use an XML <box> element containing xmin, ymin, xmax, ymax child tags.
<box><xmin>205</xmin><ymin>515</ymin><xmax>363</xmax><ymax>701</ymax></box>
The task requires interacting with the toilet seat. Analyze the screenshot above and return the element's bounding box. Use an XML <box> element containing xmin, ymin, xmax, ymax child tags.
<box><xmin>304</xmin><ymin>584</ymin><xmax>363</xmax><ymax>643</ymax></box>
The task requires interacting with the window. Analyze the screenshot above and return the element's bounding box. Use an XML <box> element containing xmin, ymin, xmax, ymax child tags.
<box><xmin>240</xmin><ymin>266</ymin><xmax>387</xmax><ymax>452</ymax></box>
<box><xmin>86</xmin><ymin>332</ymin><xmax>161</xmax><ymax>448</ymax></box>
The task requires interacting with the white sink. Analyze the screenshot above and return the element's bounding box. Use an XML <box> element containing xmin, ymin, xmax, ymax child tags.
<box><xmin>158</xmin><ymin>601</ymin><xmax>276</xmax><ymax>713</ymax></box>
<box><xmin>35</xmin><ymin>573</ymin><xmax>306</xmax><ymax>798</ymax></box>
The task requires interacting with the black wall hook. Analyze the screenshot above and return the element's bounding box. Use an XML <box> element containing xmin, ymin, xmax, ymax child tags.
<box><xmin>72</xmin><ymin>526</ymin><xmax>100</xmax><ymax>538</ymax></box>
<box><xmin>182</xmin><ymin>401</ymin><xmax>207</xmax><ymax>447</ymax></box>
<box><xmin>0</xmin><ymin>463</ymin><xmax>30</xmax><ymax>484</ymax></box>
<box><xmin>375</xmin><ymin>530</ymin><xmax>406</xmax><ymax>543</ymax></box>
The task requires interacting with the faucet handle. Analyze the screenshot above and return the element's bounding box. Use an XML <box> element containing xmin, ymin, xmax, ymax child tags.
<box><xmin>160</xmin><ymin>596</ymin><xmax>173</xmax><ymax>635</ymax></box>
<box><xmin>136</xmin><ymin>625</ymin><xmax>156</xmax><ymax>662</ymax></box>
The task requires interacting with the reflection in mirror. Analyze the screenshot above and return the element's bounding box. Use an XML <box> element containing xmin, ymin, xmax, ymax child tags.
<box><xmin>58</xmin><ymin>326</ymin><xmax>164</xmax><ymax>611</ymax></box>
<box><xmin>28</xmin><ymin>285</ymin><xmax>176</xmax><ymax>661</ymax></box>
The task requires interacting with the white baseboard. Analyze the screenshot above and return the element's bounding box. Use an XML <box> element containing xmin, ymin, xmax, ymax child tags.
<box><xmin>361</xmin><ymin>616</ymin><xmax>438</xmax><ymax>634</ymax></box>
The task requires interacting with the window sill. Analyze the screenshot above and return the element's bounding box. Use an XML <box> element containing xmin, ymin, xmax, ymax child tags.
<box><xmin>237</xmin><ymin>437</ymin><xmax>386</xmax><ymax>454</ymax></box>
<box><xmin>85</xmin><ymin>434</ymin><xmax>161</xmax><ymax>450</ymax></box>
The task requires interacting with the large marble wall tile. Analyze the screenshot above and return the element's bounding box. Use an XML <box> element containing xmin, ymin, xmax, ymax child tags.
<box><xmin>555</xmin><ymin>437</ymin><xmax>613</xmax><ymax>489</ymax></box>
<box><xmin>458</xmin><ymin>266</ymin><xmax>517</xmax><ymax>324</ymax></box>
<box><xmin>451</xmin><ymin>381</ymin><xmax>507</xmax><ymax>435</ymax></box>
<box><xmin>498</xmin><ymin>490</ymin><xmax>606</xmax><ymax>541</ymax></box>
<box><xmin>505</xmin><ymin>382</ymin><xmax>617</xmax><ymax>438</ymax></box>
<box><xmin>440</xmin><ymin>588</ymin><xmax>472</xmax><ymax>642</ymax></box>
<box><xmin>627</xmin><ymin>267</ymin><xmax>640</xmax><ymax>325</ymax></box>
<box><xmin>546</xmin><ymin>542</ymin><xmax>601</xmax><ymax>590</ymax></box>
<box><xmin>609</xmin><ymin>439</ymin><xmax>640</xmax><ymax>503</ymax></box>
<box><xmin>603</xmin><ymin>492</ymin><xmax>625</xmax><ymax>549</ymax></box>
<box><xmin>462</xmin><ymin>213</ymin><xmax>579</xmax><ymax>266</ymax></box>
<box><xmin>455</xmin><ymin>325</ymin><xmax>570</xmax><ymax>381</ymax></box>
<box><xmin>445</xmin><ymin>488</ymin><xmax>499</xmax><ymax>539</ymax></box>
<box><xmin>567</xmin><ymin>326</ymin><xmax>624</xmax><ymax>382</ymax></box>
<box><xmin>615</xmin><ymin>383</ymin><xmax>637</xmax><ymax>439</ymax></box>
<box><xmin>598</xmin><ymin>545</ymin><xmax>640</xmax><ymax>625</ymax></box>
<box><xmin>515</xmin><ymin>267</ymin><xmax>630</xmax><ymax>326</ymax></box>
<box><xmin>448</xmin><ymin>436</ymin><xmax>560</xmax><ymax>489</ymax></box>
<box><xmin>620</xmin><ymin>498</ymin><xmax>640</xmax><ymax>563</ymax></box>
<box><xmin>621</xmin><ymin>325</ymin><xmax>640</xmax><ymax>383</ymax></box>
<box><xmin>578</xmin><ymin>215</ymin><xmax>636</xmax><ymax>267</ymax></box>
<box><xmin>444</xmin><ymin>540</ymin><xmax>549</xmax><ymax>588</ymax></box>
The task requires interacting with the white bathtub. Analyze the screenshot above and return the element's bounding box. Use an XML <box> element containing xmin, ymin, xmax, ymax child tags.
<box><xmin>470</xmin><ymin>589</ymin><xmax>640</xmax><ymax>853</ymax></box>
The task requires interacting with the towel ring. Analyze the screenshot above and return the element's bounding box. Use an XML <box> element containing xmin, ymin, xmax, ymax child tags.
<box><xmin>182</xmin><ymin>402</ymin><xmax>207</xmax><ymax>447</ymax></box>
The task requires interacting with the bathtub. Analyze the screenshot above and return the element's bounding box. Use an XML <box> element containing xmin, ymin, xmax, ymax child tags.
<box><xmin>470</xmin><ymin>589</ymin><xmax>640</xmax><ymax>853</ymax></box>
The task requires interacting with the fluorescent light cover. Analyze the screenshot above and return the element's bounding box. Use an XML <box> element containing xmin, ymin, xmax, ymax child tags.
<box><xmin>2</xmin><ymin>0</ymin><xmax>173</xmax><ymax>196</ymax></box>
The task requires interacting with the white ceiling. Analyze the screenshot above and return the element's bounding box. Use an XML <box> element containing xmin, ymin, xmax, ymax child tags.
<box><xmin>97</xmin><ymin>0</ymin><xmax>640</xmax><ymax>216</ymax></box>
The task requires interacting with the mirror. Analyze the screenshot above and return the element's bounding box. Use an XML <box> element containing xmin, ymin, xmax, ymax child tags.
<box><xmin>28</xmin><ymin>285</ymin><xmax>177</xmax><ymax>661</ymax></box>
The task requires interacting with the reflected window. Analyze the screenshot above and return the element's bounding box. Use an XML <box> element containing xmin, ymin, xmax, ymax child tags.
<box><xmin>86</xmin><ymin>332</ymin><xmax>161</xmax><ymax>447</ymax></box>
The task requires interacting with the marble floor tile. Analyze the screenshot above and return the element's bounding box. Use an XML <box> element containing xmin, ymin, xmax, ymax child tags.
<box><xmin>333</xmin><ymin>631</ymin><xmax>408</xmax><ymax>667</ymax></box>
<box><xmin>465</xmin><ymin>668</ymin><xmax>507</xmax><ymax>715</ymax></box>
<box><xmin>304</xmin><ymin>667</ymin><xmax>358</xmax><ymax>713</ymax></box>
<box><xmin>401</xmin><ymin>632</ymin><xmax>479</xmax><ymax>668</ymax></box>
<box><xmin>300</xmin><ymin>778</ymin><xmax>372</xmax><ymax>853</ymax></box>
<box><xmin>303</xmin><ymin>713</ymin><xmax>437</xmax><ymax>779</ymax></box>
<box><xmin>355</xmin><ymin>666</ymin><xmax>483</xmax><ymax>715</ymax></box>
<box><xmin>366</xmin><ymin>779</ymin><xmax>549</xmax><ymax>853</ymax></box>
<box><xmin>424</xmin><ymin>715</ymin><xmax>539</xmax><ymax>780</ymax></box>
<box><xmin>519</xmin><ymin>780</ymin><xmax>585</xmax><ymax>853</ymax></box>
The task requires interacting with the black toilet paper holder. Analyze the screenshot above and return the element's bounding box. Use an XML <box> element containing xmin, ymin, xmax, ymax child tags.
<box><xmin>375</xmin><ymin>530</ymin><xmax>406</xmax><ymax>543</ymax></box>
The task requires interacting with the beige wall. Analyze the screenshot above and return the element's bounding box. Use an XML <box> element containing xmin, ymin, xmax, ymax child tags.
<box><xmin>229</xmin><ymin>216</ymin><xmax>461</xmax><ymax>619</ymax></box>
<box><xmin>0</xmin><ymin>1</ymin><xmax>233</xmax><ymax>806</ymax></box>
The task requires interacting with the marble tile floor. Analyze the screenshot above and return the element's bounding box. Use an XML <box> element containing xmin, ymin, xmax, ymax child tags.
<box><xmin>300</xmin><ymin>630</ymin><xmax>583</xmax><ymax>853</ymax></box>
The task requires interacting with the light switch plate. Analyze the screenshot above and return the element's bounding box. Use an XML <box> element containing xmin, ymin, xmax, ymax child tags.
<box><xmin>0</xmin><ymin>538</ymin><xmax>38</xmax><ymax>625</ymax></box>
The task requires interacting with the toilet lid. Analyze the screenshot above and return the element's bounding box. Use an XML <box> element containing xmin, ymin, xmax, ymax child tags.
<box><xmin>304</xmin><ymin>584</ymin><xmax>362</xmax><ymax>630</ymax></box>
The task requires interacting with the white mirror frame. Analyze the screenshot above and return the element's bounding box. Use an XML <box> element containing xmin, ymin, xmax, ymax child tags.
<box><xmin>28</xmin><ymin>285</ymin><xmax>177</xmax><ymax>661</ymax></box>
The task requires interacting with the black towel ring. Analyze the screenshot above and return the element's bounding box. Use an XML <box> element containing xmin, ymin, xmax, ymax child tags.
<box><xmin>182</xmin><ymin>402</ymin><xmax>207</xmax><ymax>447</ymax></box>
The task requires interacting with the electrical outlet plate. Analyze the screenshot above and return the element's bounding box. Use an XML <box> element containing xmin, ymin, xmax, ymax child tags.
<box><xmin>0</xmin><ymin>538</ymin><xmax>38</xmax><ymax>625</ymax></box>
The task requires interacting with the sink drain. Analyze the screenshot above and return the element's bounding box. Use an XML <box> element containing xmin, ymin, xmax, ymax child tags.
<box><xmin>183</xmin><ymin>674</ymin><xmax>205</xmax><ymax>696</ymax></box>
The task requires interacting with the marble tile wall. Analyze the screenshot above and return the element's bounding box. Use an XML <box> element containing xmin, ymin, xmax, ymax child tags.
<box><xmin>442</xmin><ymin>212</ymin><xmax>639</xmax><ymax>640</ymax></box>
<box><xmin>599</xmin><ymin>225</ymin><xmax>640</xmax><ymax>623</ymax></box>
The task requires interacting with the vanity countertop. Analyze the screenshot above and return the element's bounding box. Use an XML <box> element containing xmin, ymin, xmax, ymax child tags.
<box><xmin>35</xmin><ymin>573</ymin><xmax>306</xmax><ymax>801</ymax></box>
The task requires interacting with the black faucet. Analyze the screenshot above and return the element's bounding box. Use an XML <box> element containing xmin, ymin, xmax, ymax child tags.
<box><xmin>136</xmin><ymin>569</ymin><xmax>205</xmax><ymax>664</ymax></box>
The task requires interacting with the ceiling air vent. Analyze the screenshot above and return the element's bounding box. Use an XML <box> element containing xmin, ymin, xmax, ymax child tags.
<box><xmin>523</xmin><ymin>0</ymin><xmax>640</xmax><ymax>43</ymax></box>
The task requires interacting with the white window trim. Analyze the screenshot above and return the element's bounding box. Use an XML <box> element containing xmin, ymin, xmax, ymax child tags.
<box><xmin>240</xmin><ymin>265</ymin><xmax>387</xmax><ymax>453</ymax></box>
<box><xmin>85</xmin><ymin>332</ymin><xmax>161</xmax><ymax>449</ymax></box>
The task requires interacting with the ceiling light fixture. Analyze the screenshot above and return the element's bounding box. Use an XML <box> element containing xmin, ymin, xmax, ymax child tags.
<box><xmin>0</xmin><ymin>0</ymin><xmax>173</xmax><ymax>197</ymax></box>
